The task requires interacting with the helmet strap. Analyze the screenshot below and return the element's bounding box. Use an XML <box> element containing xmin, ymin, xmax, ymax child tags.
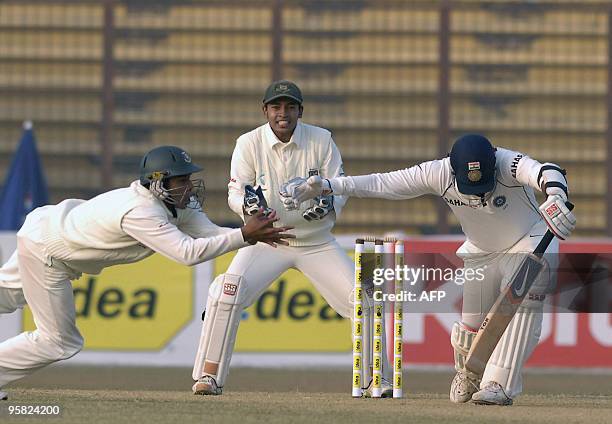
<box><xmin>164</xmin><ymin>202</ymin><xmax>178</xmax><ymax>218</ymax></box>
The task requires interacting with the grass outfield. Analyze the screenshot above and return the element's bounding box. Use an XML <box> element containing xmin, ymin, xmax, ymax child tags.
<box><xmin>2</xmin><ymin>367</ymin><xmax>611</xmax><ymax>423</ymax></box>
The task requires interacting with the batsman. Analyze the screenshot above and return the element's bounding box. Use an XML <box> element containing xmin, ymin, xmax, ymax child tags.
<box><xmin>282</xmin><ymin>134</ymin><xmax>576</xmax><ymax>405</ymax></box>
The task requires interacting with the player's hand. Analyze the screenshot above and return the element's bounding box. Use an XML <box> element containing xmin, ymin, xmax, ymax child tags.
<box><xmin>290</xmin><ymin>176</ymin><xmax>331</xmax><ymax>209</ymax></box>
<box><xmin>303</xmin><ymin>195</ymin><xmax>334</xmax><ymax>221</ymax></box>
<box><xmin>241</xmin><ymin>208</ymin><xmax>295</xmax><ymax>247</ymax></box>
<box><xmin>539</xmin><ymin>195</ymin><xmax>576</xmax><ymax>240</ymax></box>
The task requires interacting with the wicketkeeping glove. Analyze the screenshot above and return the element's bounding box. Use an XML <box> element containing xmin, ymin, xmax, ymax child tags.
<box><xmin>303</xmin><ymin>195</ymin><xmax>334</xmax><ymax>221</ymax></box>
<box><xmin>539</xmin><ymin>194</ymin><xmax>576</xmax><ymax>240</ymax></box>
<box><xmin>244</xmin><ymin>185</ymin><xmax>273</xmax><ymax>216</ymax></box>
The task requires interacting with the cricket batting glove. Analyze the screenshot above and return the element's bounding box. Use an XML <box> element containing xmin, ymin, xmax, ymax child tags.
<box><xmin>290</xmin><ymin>175</ymin><xmax>332</xmax><ymax>209</ymax></box>
<box><xmin>539</xmin><ymin>194</ymin><xmax>576</xmax><ymax>240</ymax></box>
<box><xmin>303</xmin><ymin>195</ymin><xmax>334</xmax><ymax>221</ymax></box>
<box><xmin>244</xmin><ymin>185</ymin><xmax>272</xmax><ymax>216</ymax></box>
<box><xmin>279</xmin><ymin>177</ymin><xmax>307</xmax><ymax>211</ymax></box>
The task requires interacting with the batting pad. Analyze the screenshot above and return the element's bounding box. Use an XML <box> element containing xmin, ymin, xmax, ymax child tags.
<box><xmin>192</xmin><ymin>273</ymin><xmax>246</xmax><ymax>386</ymax></box>
<box><xmin>451</xmin><ymin>321</ymin><xmax>480</xmax><ymax>380</ymax></box>
<box><xmin>482</xmin><ymin>304</ymin><xmax>543</xmax><ymax>398</ymax></box>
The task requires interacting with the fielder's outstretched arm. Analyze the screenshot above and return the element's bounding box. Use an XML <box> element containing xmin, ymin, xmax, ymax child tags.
<box><xmin>123</xmin><ymin>206</ymin><xmax>293</xmax><ymax>265</ymax></box>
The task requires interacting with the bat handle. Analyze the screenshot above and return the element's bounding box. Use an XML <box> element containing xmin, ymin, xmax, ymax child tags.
<box><xmin>534</xmin><ymin>201</ymin><xmax>574</xmax><ymax>256</ymax></box>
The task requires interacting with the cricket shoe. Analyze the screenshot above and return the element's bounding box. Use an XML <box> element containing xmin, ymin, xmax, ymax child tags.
<box><xmin>450</xmin><ymin>372</ymin><xmax>480</xmax><ymax>403</ymax></box>
<box><xmin>471</xmin><ymin>381</ymin><xmax>513</xmax><ymax>406</ymax></box>
<box><xmin>0</xmin><ymin>390</ymin><xmax>7</xmax><ymax>401</ymax></box>
<box><xmin>362</xmin><ymin>378</ymin><xmax>393</xmax><ymax>398</ymax></box>
<box><xmin>192</xmin><ymin>375</ymin><xmax>222</xmax><ymax>396</ymax></box>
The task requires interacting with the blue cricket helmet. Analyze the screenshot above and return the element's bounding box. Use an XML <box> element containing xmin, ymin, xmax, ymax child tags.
<box><xmin>139</xmin><ymin>145</ymin><xmax>203</xmax><ymax>185</ymax></box>
<box><xmin>450</xmin><ymin>134</ymin><xmax>497</xmax><ymax>195</ymax></box>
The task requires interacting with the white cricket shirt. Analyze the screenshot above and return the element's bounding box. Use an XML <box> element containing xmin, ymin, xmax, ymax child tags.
<box><xmin>329</xmin><ymin>148</ymin><xmax>559</xmax><ymax>253</ymax></box>
<box><xmin>228</xmin><ymin>121</ymin><xmax>347</xmax><ymax>246</ymax></box>
<box><xmin>32</xmin><ymin>180</ymin><xmax>248</xmax><ymax>275</ymax></box>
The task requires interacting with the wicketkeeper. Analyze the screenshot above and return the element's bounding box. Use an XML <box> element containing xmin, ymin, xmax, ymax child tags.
<box><xmin>192</xmin><ymin>80</ymin><xmax>394</xmax><ymax>397</ymax></box>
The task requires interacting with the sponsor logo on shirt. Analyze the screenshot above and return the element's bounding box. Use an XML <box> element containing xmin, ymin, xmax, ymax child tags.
<box><xmin>443</xmin><ymin>197</ymin><xmax>467</xmax><ymax>207</ymax></box>
<box><xmin>510</xmin><ymin>154</ymin><xmax>523</xmax><ymax>179</ymax></box>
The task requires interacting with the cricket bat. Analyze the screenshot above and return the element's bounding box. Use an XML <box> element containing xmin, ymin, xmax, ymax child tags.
<box><xmin>465</xmin><ymin>202</ymin><xmax>574</xmax><ymax>376</ymax></box>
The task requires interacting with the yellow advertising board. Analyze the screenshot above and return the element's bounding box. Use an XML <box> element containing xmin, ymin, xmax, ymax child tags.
<box><xmin>23</xmin><ymin>255</ymin><xmax>193</xmax><ymax>350</ymax></box>
<box><xmin>215</xmin><ymin>251</ymin><xmax>352</xmax><ymax>352</ymax></box>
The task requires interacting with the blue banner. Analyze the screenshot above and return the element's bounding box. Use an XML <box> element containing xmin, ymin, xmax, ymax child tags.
<box><xmin>0</xmin><ymin>122</ymin><xmax>49</xmax><ymax>230</ymax></box>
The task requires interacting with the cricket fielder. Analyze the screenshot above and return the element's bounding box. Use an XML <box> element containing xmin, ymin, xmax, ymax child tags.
<box><xmin>0</xmin><ymin>146</ymin><xmax>293</xmax><ymax>400</ymax></box>
<box><xmin>192</xmin><ymin>80</ymin><xmax>393</xmax><ymax>397</ymax></box>
<box><xmin>282</xmin><ymin>134</ymin><xmax>576</xmax><ymax>405</ymax></box>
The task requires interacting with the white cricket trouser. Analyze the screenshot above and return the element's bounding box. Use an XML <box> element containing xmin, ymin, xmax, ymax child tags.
<box><xmin>0</xmin><ymin>211</ymin><xmax>83</xmax><ymax>389</ymax></box>
<box><xmin>230</xmin><ymin>239</ymin><xmax>353</xmax><ymax>317</ymax></box>
<box><xmin>459</xmin><ymin>220</ymin><xmax>559</xmax><ymax>398</ymax></box>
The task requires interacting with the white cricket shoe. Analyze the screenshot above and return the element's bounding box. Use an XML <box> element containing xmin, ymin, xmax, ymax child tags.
<box><xmin>450</xmin><ymin>372</ymin><xmax>480</xmax><ymax>403</ymax></box>
<box><xmin>471</xmin><ymin>381</ymin><xmax>513</xmax><ymax>406</ymax></box>
<box><xmin>192</xmin><ymin>375</ymin><xmax>222</xmax><ymax>396</ymax></box>
<box><xmin>362</xmin><ymin>378</ymin><xmax>394</xmax><ymax>398</ymax></box>
<box><xmin>0</xmin><ymin>390</ymin><xmax>7</xmax><ymax>401</ymax></box>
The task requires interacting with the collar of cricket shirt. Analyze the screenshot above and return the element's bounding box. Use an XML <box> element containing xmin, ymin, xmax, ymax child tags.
<box><xmin>264</xmin><ymin>120</ymin><xmax>304</xmax><ymax>150</ymax></box>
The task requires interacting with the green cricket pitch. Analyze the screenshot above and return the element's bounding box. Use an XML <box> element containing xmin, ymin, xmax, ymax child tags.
<box><xmin>3</xmin><ymin>366</ymin><xmax>611</xmax><ymax>424</ymax></box>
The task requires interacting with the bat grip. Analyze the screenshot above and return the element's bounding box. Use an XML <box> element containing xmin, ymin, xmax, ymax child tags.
<box><xmin>534</xmin><ymin>201</ymin><xmax>574</xmax><ymax>256</ymax></box>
